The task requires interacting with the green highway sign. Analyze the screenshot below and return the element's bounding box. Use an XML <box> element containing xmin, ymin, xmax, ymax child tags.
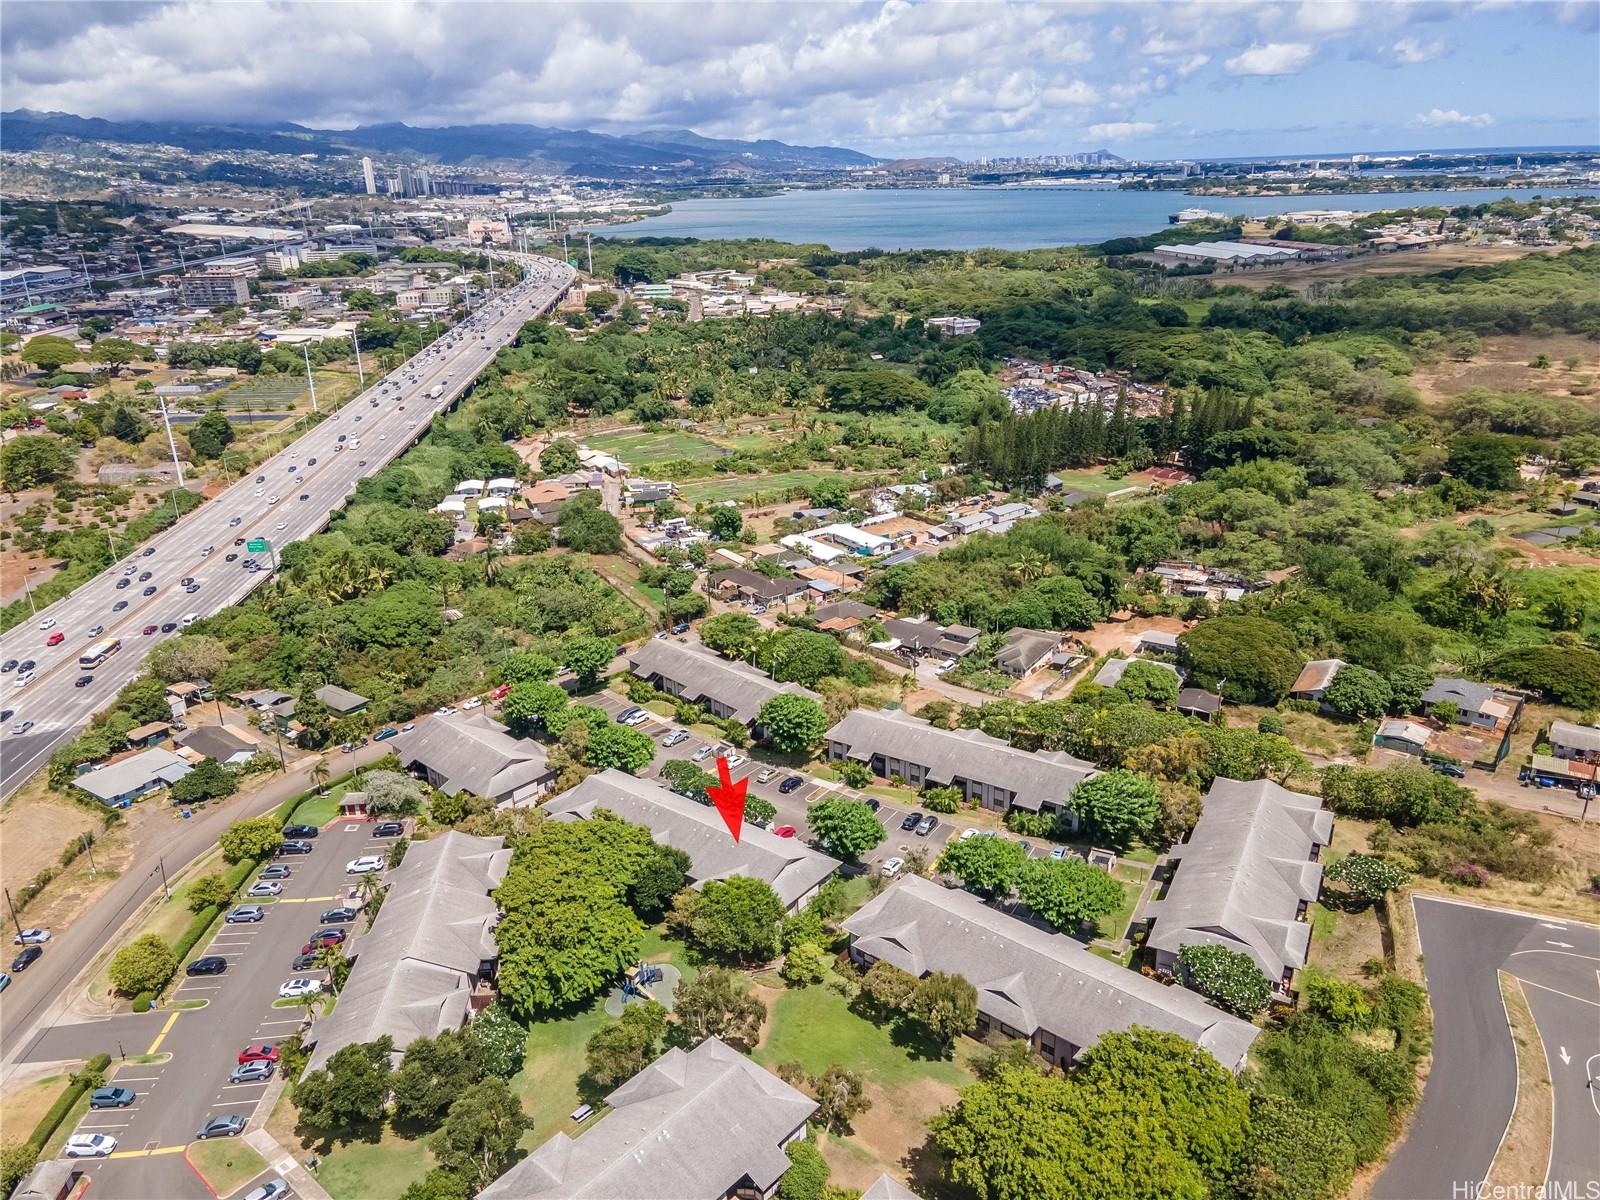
<box><xmin>246</xmin><ymin>538</ymin><xmax>269</xmax><ymax>553</ymax></box>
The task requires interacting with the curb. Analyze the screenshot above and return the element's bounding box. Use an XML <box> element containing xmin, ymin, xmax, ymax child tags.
<box><xmin>183</xmin><ymin>1143</ymin><xmax>219</xmax><ymax>1197</ymax></box>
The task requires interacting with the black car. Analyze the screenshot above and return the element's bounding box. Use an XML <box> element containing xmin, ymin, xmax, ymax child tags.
<box><xmin>186</xmin><ymin>956</ymin><xmax>227</xmax><ymax>976</ymax></box>
<box><xmin>141</xmin><ymin>586</ymin><xmax>155</xmax><ymax>596</ymax></box>
<box><xmin>225</xmin><ymin>553</ymin><xmax>238</xmax><ymax>562</ymax></box>
<box><xmin>0</xmin><ymin>660</ymin><xmax>15</xmax><ymax>673</ymax></box>
<box><xmin>141</xmin><ymin>547</ymin><xmax>155</xmax><ymax>557</ymax></box>
<box><xmin>75</xmin><ymin>675</ymin><xmax>93</xmax><ymax>687</ymax></box>
<box><xmin>372</xmin><ymin>821</ymin><xmax>404</xmax><ymax>838</ymax></box>
<box><xmin>137</xmin><ymin>571</ymin><xmax>151</xmax><ymax>582</ymax></box>
<box><xmin>277</xmin><ymin>839</ymin><xmax>313</xmax><ymax>856</ymax></box>
<box><xmin>319</xmin><ymin>907</ymin><xmax>357</xmax><ymax>924</ymax></box>
<box><xmin>299</xmin><ymin>494</ymin><xmax>309</xmax><ymax>501</ymax></box>
<box><xmin>116</xmin><ymin>578</ymin><xmax>130</xmax><ymax>590</ymax></box>
<box><xmin>865</xmin><ymin>797</ymin><xmax>881</xmax><ymax>812</ymax></box>
<box><xmin>18</xmin><ymin>661</ymin><xmax>34</xmax><ymax>673</ymax></box>
<box><xmin>256</xmin><ymin>475</ymin><xmax>266</xmax><ymax>483</ymax></box>
<box><xmin>778</xmin><ymin>775</ymin><xmax>806</xmax><ymax>794</ymax></box>
<box><xmin>282</xmin><ymin>824</ymin><xmax>319</xmax><ymax>838</ymax></box>
<box><xmin>291</xmin><ymin>951</ymin><xmax>319</xmax><ymax>971</ymax></box>
<box><xmin>11</xmin><ymin>946</ymin><xmax>42</xmax><ymax>972</ymax></box>
<box><xmin>160</xmin><ymin>622</ymin><xmax>177</xmax><ymax>633</ymax></box>
<box><xmin>900</xmin><ymin>812</ymin><xmax>923</xmax><ymax>832</ymax></box>
<box><xmin>113</xmin><ymin>600</ymin><xmax>128</xmax><ymax>612</ymax></box>
<box><xmin>307</xmin><ymin>458</ymin><xmax>316</xmax><ymax>466</ymax></box>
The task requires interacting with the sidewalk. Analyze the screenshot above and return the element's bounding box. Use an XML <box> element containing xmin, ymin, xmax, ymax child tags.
<box><xmin>243</xmin><ymin>1127</ymin><xmax>332</xmax><ymax>1200</ymax></box>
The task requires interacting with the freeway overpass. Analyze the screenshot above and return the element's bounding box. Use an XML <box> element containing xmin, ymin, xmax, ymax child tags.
<box><xmin>0</xmin><ymin>253</ymin><xmax>574</xmax><ymax>800</ymax></box>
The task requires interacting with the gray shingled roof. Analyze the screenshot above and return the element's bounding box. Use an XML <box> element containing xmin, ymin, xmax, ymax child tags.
<box><xmin>314</xmin><ymin>683</ymin><xmax>369</xmax><ymax>713</ymax></box>
<box><xmin>306</xmin><ymin>831</ymin><xmax>510</xmax><ymax>1070</ymax></box>
<box><xmin>813</xmin><ymin>599</ymin><xmax>878</xmax><ymax>623</ymax></box>
<box><xmin>479</xmin><ymin>1037</ymin><xmax>817</xmax><ymax>1200</ymax></box>
<box><xmin>843</xmin><ymin>875</ymin><xmax>1258</xmax><ymax>1071</ymax></box>
<box><xmin>627</xmin><ymin>640</ymin><xmax>821</xmax><ymax>726</ymax></box>
<box><xmin>1145</xmin><ymin>778</ymin><xmax>1333</xmax><ymax>982</ymax></box>
<box><xmin>880</xmin><ymin>617</ymin><xmax>977</xmax><ymax>657</ymax></box>
<box><xmin>994</xmin><ymin>628</ymin><xmax>1058</xmax><ymax>675</ymax></box>
<box><xmin>396</xmin><ymin>714</ymin><xmax>551</xmax><ymax>800</ymax></box>
<box><xmin>545</xmin><ymin>770</ymin><xmax>840</xmax><ymax>911</ymax></box>
<box><xmin>72</xmin><ymin>748</ymin><xmax>192</xmax><ymax>803</ymax></box>
<box><xmin>862</xmin><ymin>1175</ymin><xmax>923</xmax><ymax>1200</ymax></box>
<box><xmin>825</xmin><ymin>709</ymin><xmax>1096</xmax><ymax>813</ymax></box>
<box><xmin>1092</xmin><ymin>656</ymin><xmax>1181</xmax><ymax>688</ymax></box>
<box><xmin>1550</xmin><ymin>720</ymin><xmax>1600</xmax><ymax>754</ymax></box>
<box><xmin>1421</xmin><ymin>677</ymin><xmax>1495</xmax><ymax>714</ymax></box>
<box><xmin>174</xmin><ymin>725</ymin><xmax>257</xmax><ymax>762</ymax></box>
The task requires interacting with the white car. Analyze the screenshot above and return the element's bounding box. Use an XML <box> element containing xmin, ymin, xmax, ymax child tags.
<box><xmin>267</xmin><ymin>496</ymin><xmax>279</xmax><ymax>505</ymax></box>
<box><xmin>278</xmin><ymin>977</ymin><xmax>323</xmax><ymax>999</ymax></box>
<box><xmin>345</xmin><ymin>855</ymin><xmax>385</xmax><ymax>875</ymax></box>
<box><xmin>246</xmin><ymin>881</ymin><xmax>283</xmax><ymax>898</ymax></box>
<box><xmin>12</xmin><ymin>929</ymin><xmax>50</xmax><ymax>945</ymax></box>
<box><xmin>881</xmin><ymin>857</ymin><xmax>905</xmax><ymax>878</ymax></box>
<box><xmin>254</xmin><ymin>488</ymin><xmax>265</xmax><ymax>497</ymax></box>
<box><xmin>64</xmin><ymin>1134</ymin><xmax>118</xmax><ymax>1158</ymax></box>
<box><xmin>463</xmin><ymin>697</ymin><xmax>483</xmax><ymax>710</ymax></box>
<box><xmin>435</xmin><ymin>705</ymin><xmax>457</xmax><ymax>717</ymax></box>
<box><xmin>14</xmin><ymin>672</ymin><xmax>35</xmax><ymax>689</ymax></box>
<box><xmin>725</xmin><ymin>753</ymin><xmax>747</xmax><ymax>768</ymax></box>
<box><xmin>39</xmin><ymin>617</ymin><xmax>56</xmax><ymax>630</ymax></box>
<box><xmin>959</xmin><ymin>828</ymin><xmax>981</xmax><ymax>842</ymax></box>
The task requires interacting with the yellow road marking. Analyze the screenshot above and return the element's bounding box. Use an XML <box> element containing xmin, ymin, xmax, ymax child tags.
<box><xmin>107</xmin><ymin>1145</ymin><xmax>184</xmax><ymax>1159</ymax></box>
<box><xmin>144</xmin><ymin>1012</ymin><xmax>179</xmax><ymax>1056</ymax></box>
<box><xmin>151</xmin><ymin>1145</ymin><xmax>186</xmax><ymax>1156</ymax></box>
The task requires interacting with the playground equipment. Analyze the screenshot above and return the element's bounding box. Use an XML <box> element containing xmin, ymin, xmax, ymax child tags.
<box><xmin>620</xmin><ymin>961</ymin><xmax>662</xmax><ymax>1001</ymax></box>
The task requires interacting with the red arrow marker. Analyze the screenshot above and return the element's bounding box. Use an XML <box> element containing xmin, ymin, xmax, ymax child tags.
<box><xmin>707</xmin><ymin>755</ymin><xmax>747</xmax><ymax>844</ymax></box>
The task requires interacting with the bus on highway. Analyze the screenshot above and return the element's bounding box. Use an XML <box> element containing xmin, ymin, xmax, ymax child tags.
<box><xmin>79</xmin><ymin>639</ymin><xmax>123</xmax><ymax>669</ymax></box>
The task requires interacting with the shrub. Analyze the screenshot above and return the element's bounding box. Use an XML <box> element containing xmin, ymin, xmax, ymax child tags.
<box><xmin>920</xmin><ymin>785</ymin><xmax>963</xmax><ymax>814</ymax></box>
<box><xmin>1257</xmin><ymin>713</ymin><xmax>1286</xmax><ymax>736</ymax></box>
<box><xmin>131</xmin><ymin>991</ymin><xmax>155</xmax><ymax>1013</ymax></box>
<box><xmin>108</xmin><ymin>934</ymin><xmax>177</xmax><ymax>997</ymax></box>
<box><xmin>1176</xmin><ymin>943</ymin><xmax>1273</xmax><ymax>1016</ymax></box>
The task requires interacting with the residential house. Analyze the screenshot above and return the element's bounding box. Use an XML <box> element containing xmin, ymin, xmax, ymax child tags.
<box><xmin>1421</xmin><ymin>678</ymin><xmax>1524</xmax><ymax>733</ymax></box>
<box><xmin>314</xmin><ymin>684</ymin><xmax>369</xmax><ymax>716</ymax></box>
<box><xmin>174</xmin><ymin>725</ymin><xmax>260</xmax><ymax>766</ymax></box>
<box><xmin>485</xmin><ymin>477</ymin><xmax>518</xmax><ymax>498</ymax></box>
<box><xmin>1373</xmin><ymin>717</ymin><xmax>1433</xmax><ymax>757</ymax></box>
<box><xmin>523</xmin><ymin>481</ymin><xmax>573</xmax><ymax>525</ymax></box>
<box><xmin>73</xmin><ymin>748</ymin><xmax>193</xmax><ymax>807</ymax></box>
<box><xmin>125</xmin><ymin>721</ymin><xmax>172</xmax><ymax>748</ymax></box>
<box><xmin>627</xmin><ymin>640</ymin><xmax>822</xmax><ymax>733</ymax></box>
<box><xmin>1134</xmin><ymin>630</ymin><xmax>1182</xmax><ymax>657</ymax></box>
<box><xmin>1092</xmin><ymin>656</ymin><xmax>1181</xmax><ymax>689</ymax></box>
<box><xmin>795</xmin><ymin>564</ymin><xmax>861</xmax><ymax>596</ymax></box>
<box><xmin>843</xmin><ymin>876</ymin><xmax>1258</xmax><ymax>1071</ymax></box>
<box><xmin>946</xmin><ymin>511</ymin><xmax>995</xmax><ymax>536</ymax></box>
<box><xmin>876</xmin><ymin>617</ymin><xmax>981</xmax><ymax>660</ymax></box>
<box><xmin>1289</xmin><ymin>659</ymin><xmax>1345</xmax><ymax>705</ymax></box>
<box><xmin>478</xmin><ymin>1037</ymin><xmax>816</xmax><ymax>1200</ymax></box>
<box><xmin>1528</xmin><ymin>753</ymin><xmax>1597</xmax><ymax>791</ymax></box>
<box><xmin>825</xmin><ymin>708</ymin><xmax>1096</xmax><ymax>820</ymax></box>
<box><xmin>545</xmin><ymin>770</ymin><xmax>840</xmax><ymax>911</ymax></box>
<box><xmin>1144</xmin><ymin>778</ymin><xmax>1332</xmax><ymax>994</ymax></box>
<box><xmin>814</xmin><ymin>523</ymin><xmax>890</xmax><ymax>556</ymax></box>
<box><xmin>1175</xmin><ymin>688</ymin><xmax>1223</xmax><ymax>723</ymax></box>
<box><xmin>994</xmin><ymin>628</ymin><xmax>1061</xmax><ymax>677</ymax></box>
<box><xmin>1549</xmin><ymin>720</ymin><xmax>1600</xmax><ymax>763</ymax></box>
<box><xmin>396</xmin><ymin>715</ymin><xmax>555</xmax><ymax>805</ymax></box>
<box><xmin>706</xmin><ymin>568</ymin><xmax>807</xmax><ymax>607</ymax></box>
<box><xmin>305</xmin><ymin>832</ymin><xmax>510</xmax><ymax>1070</ymax></box>
<box><xmin>623</xmin><ymin>478</ymin><xmax>674</xmax><ymax>507</ymax></box>
<box><xmin>814</xmin><ymin>600</ymin><xmax>878</xmax><ymax>625</ymax></box>
<box><xmin>164</xmin><ymin>680</ymin><xmax>212</xmax><ymax>709</ymax></box>
<box><xmin>779</xmin><ymin>533</ymin><xmax>846</xmax><ymax>563</ymax></box>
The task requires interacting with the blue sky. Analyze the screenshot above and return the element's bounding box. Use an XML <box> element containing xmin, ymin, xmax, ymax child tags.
<box><xmin>1</xmin><ymin>1</ymin><xmax>1596</xmax><ymax>160</ymax></box>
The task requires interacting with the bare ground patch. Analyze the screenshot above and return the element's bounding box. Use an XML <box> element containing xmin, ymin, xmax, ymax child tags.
<box><xmin>1411</xmin><ymin>332</ymin><xmax>1598</xmax><ymax>410</ymax></box>
<box><xmin>818</xmin><ymin>1077</ymin><xmax>960</xmax><ymax>1192</ymax></box>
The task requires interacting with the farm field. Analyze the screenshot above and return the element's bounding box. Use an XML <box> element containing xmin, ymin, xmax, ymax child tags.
<box><xmin>678</xmin><ymin>469</ymin><xmax>864</xmax><ymax>505</ymax></box>
<box><xmin>585</xmin><ymin>429</ymin><xmax>727</xmax><ymax>465</ymax></box>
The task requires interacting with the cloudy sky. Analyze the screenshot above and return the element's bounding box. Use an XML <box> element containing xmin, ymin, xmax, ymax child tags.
<box><xmin>2</xmin><ymin>1</ymin><xmax>1596</xmax><ymax>159</ymax></box>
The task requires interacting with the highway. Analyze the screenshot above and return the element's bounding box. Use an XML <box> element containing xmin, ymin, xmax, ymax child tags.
<box><xmin>0</xmin><ymin>253</ymin><xmax>574</xmax><ymax>800</ymax></box>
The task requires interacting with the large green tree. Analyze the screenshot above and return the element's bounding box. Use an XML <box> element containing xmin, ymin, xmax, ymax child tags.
<box><xmin>1068</xmin><ymin>770</ymin><xmax>1160</xmax><ymax>848</ymax></box>
<box><xmin>1</xmin><ymin>434</ymin><xmax>75</xmax><ymax>493</ymax></box>
<box><xmin>562</xmin><ymin>635</ymin><xmax>615</xmax><ymax>686</ymax></box>
<box><xmin>293</xmin><ymin>1037</ymin><xmax>394</xmax><ymax>1131</ymax></box>
<box><xmin>805</xmin><ymin>796</ymin><xmax>886</xmax><ymax>863</ymax></box>
<box><xmin>108</xmin><ymin>934</ymin><xmax>176</xmax><ymax>996</ymax></box>
<box><xmin>219</xmin><ymin>815</ymin><xmax>283</xmax><ymax>863</ymax></box>
<box><xmin>671</xmin><ymin>966</ymin><xmax>767</xmax><ymax>1049</ymax></box>
<box><xmin>1178</xmin><ymin>617</ymin><xmax>1302</xmax><ymax>704</ymax></box>
<box><xmin>428</xmin><ymin>1078</ymin><xmax>531</xmax><ymax>1193</ymax></box>
<box><xmin>390</xmin><ymin>1029</ymin><xmax>485</xmax><ymax>1128</ymax></box>
<box><xmin>911</xmin><ymin>972</ymin><xmax>979</xmax><ymax>1049</ymax></box>
<box><xmin>756</xmin><ymin>694</ymin><xmax>829</xmax><ymax>753</ymax></box>
<box><xmin>680</xmin><ymin>876</ymin><xmax>786</xmax><ymax>962</ymax></box>
<box><xmin>584</xmin><ymin>721</ymin><xmax>656</xmax><ymax>773</ymax></box>
<box><xmin>584</xmin><ymin>1000</ymin><xmax>667</xmax><ymax>1087</ymax></box>
<box><xmin>1016</xmin><ymin>858</ymin><xmax>1125</xmax><ymax>933</ymax></box>
<box><xmin>757</xmin><ymin>629</ymin><xmax>845</xmax><ymax>686</ymax></box>
<box><xmin>936</xmin><ymin>835</ymin><xmax>1027</xmax><ymax>898</ymax></box>
<box><xmin>699</xmin><ymin>613</ymin><xmax>762</xmax><ymax>660</ymax></box>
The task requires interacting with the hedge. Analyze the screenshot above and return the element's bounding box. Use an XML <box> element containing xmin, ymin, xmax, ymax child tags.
<box><xmin>28</xmin><ymin>1053</ymin><xmax>112</xmax><ymax>1150</ymax></box>
<box><xmin>132</xmin><ymin>992</ymin><xmax>155</xmax><ymax>1013</ymax></box>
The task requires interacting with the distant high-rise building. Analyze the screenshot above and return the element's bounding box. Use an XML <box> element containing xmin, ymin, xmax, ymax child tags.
<box><xmin>361</xmin><ymin>157</ymin><xmax>377</xmax><ymax>195</ymax></box>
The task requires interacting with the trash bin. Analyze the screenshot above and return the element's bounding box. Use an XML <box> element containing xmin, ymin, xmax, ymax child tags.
<box><xmin>181</xmin><ymin>809</ymin><xmax>192</xmax><ymax>819</ymax></box>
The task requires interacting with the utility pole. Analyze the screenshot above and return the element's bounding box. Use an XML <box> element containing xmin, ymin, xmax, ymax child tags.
<box><xmin>302</xmin><ymin>344</ymin><xmax>320</xmax><ymax>414</ymax></box>
<box><xmin>156</xmin><ymin>396</ymin><xmax>186</xmax><ymax>486</ymax></box>
<box><xmin>155</xmin><ymin>857</ymin><xmax>171</xmax><ymax>902</ymax></box>
<box><xmin>21</xmin><ymin>570</ymin><xmax>35</xmax><ymax>617</ymax></box>
<box><xmin>585</xmin><ymin>232</ymin><xmax>593</xmax><ymax>276</ymax></box>
<box><xmin>351</xmin><ymin>330</ymin><xmax>365</xmax><ymax>390</ymax></box>
<box><xmin>3</xmin><ymin>887</ymin><xmax>23</xmax><ymax>941</ymax></box>
<box><xmin>82</xmin><ymin>833</ymin><xmax>98</xmax><ymax>877</ymax></box>
<box><xmin>271</xmin><ymin>722</ymin><xmax>287</xmax><ymax>772</ymax></box>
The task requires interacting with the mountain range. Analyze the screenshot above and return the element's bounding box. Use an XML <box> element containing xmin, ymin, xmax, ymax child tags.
<box><xmin>0</xmin><ymin>110</ymin><xmax>878</xmax><ymax>176</ymax></box>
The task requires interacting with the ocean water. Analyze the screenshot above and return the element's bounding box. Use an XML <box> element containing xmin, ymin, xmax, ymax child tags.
<box><xmin>583</xmin><ymin>185</ymin><xmax>1582</xmax><ymax>250</ymax></box>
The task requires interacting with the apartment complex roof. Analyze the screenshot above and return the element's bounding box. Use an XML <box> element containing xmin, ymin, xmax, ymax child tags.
<box><xmin>545</xmin><ymin>770</ymin><xmax>839</xmax><ymax>910</ymax></box>
<box><xmin>627</xmin><ymin>640</ymin><xmax>821</xmax><ymax>726</ymax></box>
<box><xmin>479</xmin><ymin>1037</ymin><xmax>816</xmax><ymax>1200</ymax></box>
<box><xmin>396</xmin><ymin>714</ymin><xmax>551</xmax><ymax>800</ymax></box>
<box><xmin>1146</xmin><ymin>778</ymin><xmax>1333</xmax><ymax>982</ymax></box>
<box><xmin>825</xmin><ymin>708</ymin><xmax>1096</xmax><ymax>813</ymax></box>
<box><xmin>307</xmin><ymin>831</ymin><xmax>509</xmax><ymax>1070</ymax></box>
<box><xmin>843</xmin><ymin>876</ymin><xmax>1258</xmax><ymax>1070</ymax></box>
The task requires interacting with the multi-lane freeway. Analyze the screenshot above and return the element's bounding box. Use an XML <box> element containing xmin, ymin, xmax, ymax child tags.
<box><xmin>0</xmin><ymin>253</ymin><xmax>574</xmax><ymax>800</ymax></box>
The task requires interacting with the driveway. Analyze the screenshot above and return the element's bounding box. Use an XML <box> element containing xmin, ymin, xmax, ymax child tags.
<box><xmin>21</xmin><ymin>818</ymin><xmax>391</xmax><ymax>1200</ymax></box>
<box><xmin>1373</xmin><ymin>896</ymin><xmax>1600</xmax><ymax>1200</ymax></box>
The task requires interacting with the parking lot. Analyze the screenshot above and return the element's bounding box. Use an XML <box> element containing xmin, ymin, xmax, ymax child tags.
<box><xmin>22</xmin><ymin>818</ymin><xmax>393</xmax><ymax>1200</ymax></box>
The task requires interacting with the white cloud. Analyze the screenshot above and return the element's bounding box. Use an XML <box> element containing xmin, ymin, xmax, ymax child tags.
<box><xmin>1085</xmin><ymin>121</ymin><xmax>1159</xmax><ymax>141</ymax></box>
<box><xmin>1296</xmin><ymin>1</ymin><xmax>1362</xmax><ymax>34</ymax></box>
<box><xmin>1389</xmin><ymin>36</ymin><xmax>1447</xmax><ymax>64</ymax></box>
<box><xmin>1412</xmin><ymin>107</ymin><xmax>1496</xmax><ymax>128</ymax></box>
<box><xmin>1223</xmin><ymin>42</ymin><xmax>1315</xmax><ymax>76</ymax></box>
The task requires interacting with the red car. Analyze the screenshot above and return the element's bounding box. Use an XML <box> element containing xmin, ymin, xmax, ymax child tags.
<box><xmin>773</xmin><ymin>825</ymin><xmax>797</xmax><ymax>839</ymax></box>
<box><xmin>237</xmin><ymin>1044</ymin><xmax>279</xmax><ymax>1065</ymax></box>
<box><xmin>301</xmin><ymin>932</ymin><xmax>346</xmax><ymax>955</ymax></box>
<box><xmin>142</xmin><ymin>625</ymin><xmax>158</xmax><ymax>636</ymax></box>
<box><xmin>45</xmin><ymin>632</ymin><xmax>64</xmax><ymax>646</ymax></box>
<box><xmin>491</xmin><ymin>684</ymin><xmax>511</xmax><ymax>701</ymax></box>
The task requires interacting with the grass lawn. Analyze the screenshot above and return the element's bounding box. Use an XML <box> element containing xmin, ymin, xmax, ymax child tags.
<box><xmin>186</xmin><ymin>1138</ymin><xmax>269</xmax><ymax>1196</ymax></box>
<box><xmin>314</xmin><ymin>1130</ymin><xmax>435</xmax><ymax>1200</ymax></box>
<box><xmin>91</xmin><ymin>856</ymin><xmax>224</xmax><ymax>1000</ymax></box>
<box><xmin>0</xmin><ymin>1075</ymin><xmax>68</xmax><ymax>1143</ymax></box>
<box><xmin>678</xmin><ymin>470</ymin><xmax>860</xmax><ymax>506</ymax></box>
<box><xmin>1038</xmin><ymin>468</ymin><xmax>1124</xmax><ymax>496</ymax></box>
<box><xmin>290</xmin><ymin>785</ymin><xmax>346</xmax><ymax>828</ymax></box>
<box><xmin>1092</xmin><ymin>870</ymin><xmax>1145</xmax><ymax>941</ymax></box>
<box><xmin>511</xmin><ymin>1000</ymin><xmax>613</xmax><ymax>1149</ymax></box>
<box><xmin>754</xmin><ymin>977</ymin><xmax>977</xmax><ymax>1190</ymax></box>
<box><xmin>586</xmin><ymin>430</ymin><xmax>726</xmax><ymax>466</ymax></box>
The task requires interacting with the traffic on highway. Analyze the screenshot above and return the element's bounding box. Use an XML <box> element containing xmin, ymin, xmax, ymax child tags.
<box><xmin>0</xmin><ymin>253</ymin><xmax>574</xmax><ymax>800</ymax></box>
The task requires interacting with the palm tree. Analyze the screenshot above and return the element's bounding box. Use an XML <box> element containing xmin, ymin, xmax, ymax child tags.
<box><xmin>295</xmin><ymin>988</ymin><xmax>331</xmax><ymax>1033</ymax></box>
<box><xmin>311</xmin><ymin>761</ymin><xmax>330</xmax><ymax>797</ymax></box>
<box><xmin>1009</xmin><ymin>551</ymin><xmax>1049</xmax><ymax>584</ymax></box>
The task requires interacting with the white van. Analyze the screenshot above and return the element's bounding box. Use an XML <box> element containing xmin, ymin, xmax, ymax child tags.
<box><xmin>181</xmin><ymin>612</ymin><xmax>200</xmax><ymax>628</ymax></box>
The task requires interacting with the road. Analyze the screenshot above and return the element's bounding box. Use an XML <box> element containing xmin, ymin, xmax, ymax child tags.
<box><xmin>17</xmin><ymin>818</ymin><xmax>392</xmax><ymax>1200</ymax></box>
<box><xmin>0</xmin><ymin>253</ymin><xmax>575</xmax><ymax>801</ymax></box>
<box><xmin>1373</xmin><ymin>895</ymin><xmax>1600</xmax><ymax>1200</ymax></box>
<box><xmin>0</xmin><ymin>740</ymin><xmax>396</xmax><ymax>1065</ymax></box>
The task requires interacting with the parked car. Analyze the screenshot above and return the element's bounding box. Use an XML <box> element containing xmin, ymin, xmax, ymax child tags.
<box><xmin>90</xmin><ymin>1087</ymin><xmax>137</xmax><ymax>1109</ymax></box>
<box><xmin>900</xmin><ymin>812</ymin><xmax>923</xmax><ymax>832</ymax></box>
<box><xmin>864</xmin><ymin>797</ymin><xmax>881</xmax><ymax>812</ymax></box>
<box><xmin>778</xmin><ymin>775</ymin><xmax>806</xmax><ymax>794</ymax></box>
<box><xmin>1049</xmin><ymin>846</ymin><xmax>1069</xmax><ymax>860</ymax></box>
<box><xmin>756</xmin><ymin>767</ymin><xmax>778</xmax><ymax>784</ymax></box>
<box><xmin>196</xmin><ymin>1114</ymin><xmax>247</xmax><ymax>1140</ymax></box>
<box><xmin>11</xmin><ymin>946</ymin><xmax>42</xmax><ymax>972</ymax></box>
<box><xmin>282</xmin><ymin>824</ymin><xmax>319</xmax><ymax>838</ymax></box>
<box><xmin>463</xmin><ymin>697</ymin><xmax>483</xmax><ymax>710</ymax></box>
<box><xmin>11</xmin><ymin>929</ymin><xmax>49</xmax><ymax>945</ymax></box>
<box><xmin>319</xmin><ymin>907</ymin><xmax>357</xmax><ymax>924</ymax></box>
<box><xmin>373</xmin><ymin>726</ymin><xmax>400</xmax><ymax>741</ymax></box>
<box><xmin>225</xmin><ymin>906</ymin><xmax>265</xmax><ymax>923</ymax></box>
<box><xmin>278</xmin><ymin>978</ymin><xmax>323</xmax><ymax>999</ymax></box>
<box><xmin>229</xmin><ymin>1061</ymin><xmax>275</xmax><ymax>1084</ymax></box>
<box><xmin>291</xmin><ymin>952</ymin><xmax>320</xmax><ymax>971</ymax></box>
<box><xmin>258</xmin><ymin>865</ymin><xmax>291</xmax><ymax>880</ymax></box>
<box><xmin>1432</xmin><ymin>762</ymin><xmax>1467</xmax><ymax>779</ymax></box>
<box><xmin>725</xmin><ymin>753</ymin><xmax>747</xmax><ymax>768</ymax></box>
<box><xmin>914</xmin><ymin>814</ymin><xmax>940</xmax><ymax>837</ymax></box>
<box><xmin>345</xmin><ymin>855</ymin><xmax>385</xmax><ymax>875</ymax></box>
<box><xmin>277</xmin><ymin>840</ymin><xmax>313</xmax><ymax>856</ymax></box>
<box><xmin>64</xmin><ymin>1134</ymin><xmax>118</xmax><ymax>1158</ymax></box>
<box><xmin>372</xmin><ymin>822</ymin><xmax>404</xmax><ymax>838</ymax></box>
<box><xmin>301</xmin><ymin>931</ymin><xmax>346</xmax><ymax>955</ymax></box>
<box><xmin>237</xmin><ymin>1044</ymin><xmax>280</xmax><ymax>1064</ymax></box>
<box><xmin>246</xmin><ymin>881</ymin><xmax>283</xmax><ymax>898</ymax></box>
<box><xmin>186</xmin><ymin>956</ymin><xmax>227</xmax><ymax>976</ymax></box>
<box><xmin>691</xmin><ymin>744</ymin><xmax>714</xmax><ymax>762</ymax></box>
<box><xmin>880</xmin><ymin>857</ymin><xmax>905</xmax><ymax>878</ymax></box>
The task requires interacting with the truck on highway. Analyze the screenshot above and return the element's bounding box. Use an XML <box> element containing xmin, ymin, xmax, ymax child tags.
<box><xmin>427</xmin><ymin>383</ymin><xmax>445</xmax><ymax>401</ymax></box>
